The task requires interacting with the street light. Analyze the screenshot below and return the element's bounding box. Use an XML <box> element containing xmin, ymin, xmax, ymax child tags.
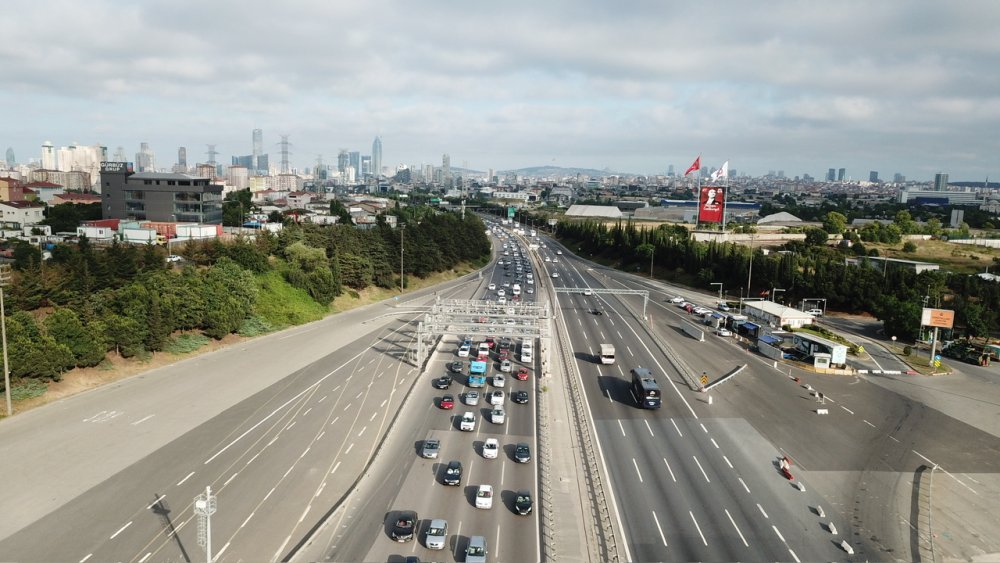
<box><xmin>771</xmin><ymin>287</ymin><xmax>785</xmax><ymax>303</ymax></box>
<box><xmin>1</xmin><ymin>264</ymin><xmax>11</xmax><ymax>416</ymax></box>
<box><xmin>399</xmin><ymin>224</ymin><xmax>405</xmax><ymax>293</ymax></box>
<box><xmin>710</xmin><ymin>282</ymin><xmax>723</xmax><ymax>302</ymax></box>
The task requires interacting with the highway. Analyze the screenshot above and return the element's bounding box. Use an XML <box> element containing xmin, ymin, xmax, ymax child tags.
<box><xmin>304</xmin><ymin>231</ymin><xmax>541</xmax><ymax>562</ymax></box>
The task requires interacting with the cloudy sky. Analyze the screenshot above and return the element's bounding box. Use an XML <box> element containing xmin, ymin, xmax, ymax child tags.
<box><xmin>2</xmin><ymin>0</ymin><xmax>999</xmax><ymax>181</ymax></box>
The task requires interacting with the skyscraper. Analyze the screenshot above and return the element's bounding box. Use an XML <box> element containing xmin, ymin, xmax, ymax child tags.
<box><xmin>5</xmin><ymin>147</ymin><xmax>14</xmax><ymax>166</ymax></box>
<box><xmin>178</xmin><ymin>147</ymin><xmax>187</xmax><ymax>168</ymax></box>
<box><xmin>252</xmin><ymin>128</ymin><xmax>263</xmax><ymax>172</ymax></box>
<box><xmin>826</xmin><ymin>168</ymin><xmax>836</xmax><ymax>182</ymax></box>
<box><xmin>337</xmin><ymin>149</ymin><xmax>349</xmax><ymax>174</ymax></box>
<box><xmin>869</xmin><ymin>171</ymin><xmax>879</xmax><ymax>182</ymax></box>
<box><xmin>837</xmin><ymin>168</ymin><xmax>846</xmax><ymax>182</ymax></box>
<box><xmin>42</xmin><ymin>141</ymin><xmax>56</xmax><ymax>169</ymax></box>
<box><xmin>442</xmin><ymin>153</ymin><xmax>451</xmax><ymax>186</ymax></box>
<box><xmin>135</xmin><ymin>142</ymin><xmax>155</xmax><ymax>172</ymax></box>
<box><xmin>349</xmin><ymin>151</ymin><xmax>360</xmax><ymax>177</ymax></box>
<box><xmin>934</xmin><ymin>173</ymin><xmax>949</xmax><ymax>191</ymax></box>
<box><xmin>371</xmin><ymin>136</ymin><xmax>382</xmax><ymax>178</ymax></box>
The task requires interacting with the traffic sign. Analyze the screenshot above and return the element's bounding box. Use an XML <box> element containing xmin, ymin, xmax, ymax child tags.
<box><xmin>700</xmin><ymin>374</ymin><xmax>709</xmax><ymax>385</ymax></box>
<box><xmin>934</xmin><ymin>354</ymin><xmax>941</xmax><ymax>361</ymax></box>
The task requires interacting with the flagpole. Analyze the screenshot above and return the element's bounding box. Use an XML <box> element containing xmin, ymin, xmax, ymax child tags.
<box><xmin>722</xmin><ymin>163</ymin><xmax>729</xmax><ymax>232</ymax></box>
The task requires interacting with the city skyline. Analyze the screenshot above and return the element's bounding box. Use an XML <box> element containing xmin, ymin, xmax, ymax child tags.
<box><xmin>2</xmin><ymin>1</ymin><xmax>999</xmax><ymax>181</ymax></box>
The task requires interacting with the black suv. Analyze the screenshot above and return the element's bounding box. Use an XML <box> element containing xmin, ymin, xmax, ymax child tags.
<box><xmin>390</xmin><ymin>510</ymin><xmax>418</xmax><ymax>541</ymax></box>
<box><xmin>514</xmin><ymin>442</ymin><xmax>531</xmax><ymax>464</ymax></box>
<box><xmin>442</xmin><ymin>460</ymin><xmax>463</xmax><ymax>486</ymax></box>
<box><xmin>514</xmin><ymin>490</ymin><xmax>533</xmax><ymax>515</ymax></box>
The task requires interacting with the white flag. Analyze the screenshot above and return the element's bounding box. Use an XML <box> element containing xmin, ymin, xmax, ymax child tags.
<box><xmin>711</xmin><ymin>161</ymin><xmax>729</xmax><ymax>181</ymax></box>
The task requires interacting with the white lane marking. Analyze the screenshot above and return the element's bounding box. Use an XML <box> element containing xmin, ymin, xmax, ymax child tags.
<box><xmin>319</xmin><ymin>395</ymin><xmax>327</xmax><ymax>403</ymax></box>
<box><xmin>772</xmin><ymin>525</ymin><xmax>786</xmax><ymax>542</ymax></box>
<box><xmin>605</xmin><ymin>388</ymin><xmax>612</xmax><ymax>402</ymax></box>
<box><xmin>788</xmin><ymin>548</ymin><xmax>801</xmax><ymax>563</ymax></box>
<box><xmin>652</xmin><ymin>511</ymin><xmax>668</xmax><ymax>546</ymax></box>
<box><xmin>343</xmin><ymin>403</ymin><xmax>352</xmax><ymax>411</ymax></box>
<box><xmin>496</xmin><ymin>523</ymin><xmax>502</xmax><ymax>559</ymax></box>
<box><xmin>912</xmin><ymin>450</ymin><xmax>979</xmax><ymax>495</ymax></box>
<box><xmin>300</xmin><ymin>447</ymin><xmax>311</xmax><ymax>459</ymax></box>
<box><xmin>889</xmin><ymin>435</ymin><xmax>900</xmax><ymax>443</ymax></box>
<box><xmin>654</xmin><ymin>458</ymin><xmax>673</xmax><ymax>485</ymax></box>
<box><xmin>298</xmin><ymin>504</ymin><xmax>311</xmax><ymax>523</ymax></box>
<box><xmin>355</xmin><ymin>391</ymin><xmax>363</xmax><ymax>399</ymax></box>
<box><xmin>317</xmin><ymin>431</ymin><xmax>325</xmax><ymax>440</ymax></box>
<box><xmin>738</xmin><ymin>477</ymin><xmax>751</xmax><ymax>494</ymax></box>
<box><xmin>725</xmin><ymin>509</ymin><xmax>749</xmax><ymax>547</ymax></box>
<box><xmin>177</xmin><ymin>472</ymin><xmax>195</xmax><ymax>487</ymax></box>
<box><xmin>330</xmin><ymin>461</ymin><xmax>342</xmax><ymax>475</ymax></box>
<box><xmin>617</xmin><ymin>330</ymin><xmax>623</xmax><ymax>340</ymax></box>
<box><xmin>80</xmin><ymin>555</ymin><xmax>93</xmax><ymax>563</ymax></box>
<box><xmin>345</xmin><ymin>443</ymin><xmax>354</xmax><ymax>454</ymax></box>
<box><xmin>330</xmin><ymin>416</ymin><xmax>340</xmax><ymax>425</ymax></box>
<box><xmin>689</xmin><ymin>511</ymin><xmax>708</xmax><ymax>546</ymax></box>
<box><xmin>600</xmin><ymin>330</ymin><xmax>606</xmax><ymax>340</ymax></box>
<box><xmin>241</xmin><ymin>512</ymin><xmax>255</xmax><ymax>528</ymax></box>
<box><xmin>283</xmin><ymin>466</ymin><xmax>294</xmax><ymax>479</ymax></box>
<box><xmin>710</xmin><ymin>438</ymin><xmax>720</xmax><ymax>449</ymax></box>
<box><xmin>146</xmin><ymin>496</ymin><xmax>165</xmax><ymax>510</ymax></box>
<box><xmin>303</xmin><ymin>408</ymin><xmax>312</xmax><ymax>416</ymax></box>
<box><xmin>286</xmin><ymin>421</ymin><xmax>296</xmax><ymax>431</ymax></box>
<box><xmin>699</xmin><ymin>423</ymin><xmax>708</xmax><ymax>433</ymax></box>
<box><xmin>109</xmin><ymin>521</ymin><xmax>132</xmax><ymax>539</ymax></box>
<box><xmin>577</xmin><ymin>317</ymin><xmax>582</xmax><ymax>327</ymax></box>
<box><xmin>864</xmin><ymin>420</ymin><xmax>877</xmax><ymax>428</ymax></box>
<box><xmin>671</xmin><ymin>419</ymin><xmax>683</xmax><ymax>437</ymax></box>
<box><xmin>215</xmin><ymin>541</ymin><xmax>231</xmax><ymax>559</ymax></box>
<box><xmin>273</xmin><ymin>535</ymin><xmax>293</xmax><ymax>563</ymax></box>
<box><xmin>757</xmin><ymin>503</ymin><xmax>769</xmax><ymax>519</ymax></box>
<box><xmin>692</xmin><ymin>455</ymin><xmax>711</xmax><ymax>483</ymax></box>
<box><xmin>131</xmin><ymin>415</ymin><xmax>155</xmax><ymax>426</ymax></box>
<box><xmin>723</xmin><ymin>455</ymin><xmax>733</xmax><ymax>469</ymax></box>
<box><xmin>618</xmin><ymin>420</ymin><xmax>626</xmax><ymax>436</ymax></box>
<box><xmin>332</xmin><ymin>385</ymin><xmax>342</xmax><ymax>392</ymax></box>
<box><xmin>380</xmin><ymin>399</ymin><xmax>388</xmax><ymax>408</ymax></box>
<box><xmin>644</xmin><ymin>420</ymin><xmax>654</xmax><ymax>437</ymax></box>
<box><xmin>632</xmin><ymin>458</ymin><xmax>644</xmax><ymax>483</ymax></box>
<box><xmin>841</xmin><ymin>405</ymin><xmax>855</xmax><ymax>415</ymax></box>
<box><xmin>626</xmin><ymin>345</ymin><xmax>634</xmax><ymax>356</ymax></box>
<box><xmin>263</xmin><ymin>487</ymin><xmax>276</xmax><ymax>502</ymax></box>
<box><xmin>370</xmin><ymin>412</ymin><xmax>378</xmax><ymax>421</ymax></box>
<box><xmin>138</xmin><ymin>553</ymin><xmax>152</xmax><ymax>563</ymax></box>
<box><xmin>358</xmin><ymin>426</ymin><xmax>367</xmax><ymax>437</ymax></box>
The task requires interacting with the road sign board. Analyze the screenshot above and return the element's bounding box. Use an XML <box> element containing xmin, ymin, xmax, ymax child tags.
<box><xmin>700</xmin><ymin>374</ymin><xmax>709</xmax><ymax>385</ymax></box>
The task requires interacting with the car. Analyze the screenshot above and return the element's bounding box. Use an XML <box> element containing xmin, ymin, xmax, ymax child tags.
<box><xmin>425</xmin><ymin>518</ymin><xmax>448</xmax><ymax>550</ymax></box>
<box><xmin>477</xmin><ymin>342</ymin><xmax>490</xmax><ymax>357</ymax></box>
<box><xmin>499</xmin><ymin>359</ymin><xmax>512</xmax><ymax>373</ymax></box>
<box><xmin>544</xmin><ymin>257</ymin><xmax>551</xmax><ymax>262</ymax></box>
<box><xmin>590</xmin><ymin>308</ymin><xmax>603</xmax><ymax>316</ymax></box>
<box><xmin>514</xmin><ymin>490</ymin><xmax>533</xmax><ymax>515</ymax></box>
<box><xmin>482</xmin><ymin>438</ymin><xmax>499</xmax><ymax>459</ymax></box>
<box><xmin>806</xmin><ymin>308</ymin><xmax>823</xmax><ymax>316</ymax></box>
<box><xmin>527</xmin><ymin>286</ymin><xmax>534</xmax><ymax>293</ymax></box>
<box><xmin>439</xmin><ymin>395</ymin><xmax>455</xmax><ymax>409</ymax></box>
<box><xmin>556</xmin><ymin>250</ymin><xmax>563</xmax><ymax>255</ymax></box>
<box><xmin>458</xmin><ymin>345</ymin><xmax>471</xmax><ymax>358</ymax></box>
<box><xmin>490</xmin><ymin>406</ymin><xmax>505</xmax><ymax>424</ymax></box>
<box><xmin>497</xmin><ymin>297</ymin><xmax>507</xmax><ymax>304</ymax></box>
<box><xmin>421</xmin><ymin>439</ymin><xmax>440</xmax><ymax>459</ymax></box>
<box><xmin>551</xmin><ymin>272</ymin><xmax>559</xmax><ymax>278</ymax></box>
<box><xmin>466</xmin><ymin>535</ymin><xmax>488</xmax><ymax>563</ymax></box>
<box><xmin>693</xmin><ymin>306</ymin><xmax>711</xmax><ymax>315</ymax></box>
<box><xmin>465</xmin><ymin>390</ymin><xmax>480</xmax><ymax>406</ymax></box>
<box><xmin>551</xmin><ymin>259</ymin><xmax>559</xmax><ymax>264</ymax></box>
<box><xmin>674</xmin><ymin>298</ymin><xmax>687</xmax><ymax>306</ymax></box>
<box><xmin>497</xmin><ymin>289</ymin><xmax>505</xmax><ymax>297</ymax></box>
<box><xmin>166</xmin><ymin>254</ymin><xmax>182</xmax><ymax>263</ymax></box>
<box><xmin>442</xmin><ymin>460</ymin><xmax>462</xmax><ymax>486</ymax></box>
<box><xmin>490</xmin><ymin>390</ymin><xmax>505</xmax><ymax>405</ymax></box>
<box><xmin>497</xmin><ymin>349</ymin><xmax>510</xmax><ymax>361</ymax></box>
<box><xmin>488</xmin><ymin>283</ymin><xmax>496</xmax><ymax>290</ymax></box>
<box><xmin>583</xmin><ymin>289</ymin><xmax>593</xmax><ymax>296</ymax></box>
<box><xmin>716</xmin><ymin>328</ymin><xmax>733</xmax><ymax>337</ymax></box>
<box><xmin>515</xmin><ymin>367</ymin><xmax>529</xmax><ymax>381</ymax></box>
<box><xmin>493</xmin><ymin>373</ymin><xmax>506</xmax><ymax>387</ymax></box>
<box><xmin>448</xmin><ymin>361</ymin><xmax>464</xmax><ymax>374</ymax></box>
<box><xmin>475</xmin><ymin>485</ymin><xmax>494</xmax><ymax>509</ymax></box>
<box><xmin>717</xmin><ymin>302</ymin><xmax>731</xmax><ymax>312</ymax></box>
<box><xmin>511</xmin><ymin>390</ymin><xmax>529</xmax><ymax>404</ymax></box>
<box><xmin>485</xmin><ymin>336</ymin><xmax>496</xmax><ymax>349</ymax></box>
<box><xmin>460</xmin><ymin>411</ymin><xmax>476</xmax><ymax>431</ymax></box>
<box><xmin>514</xmin><ymin>442</ymin><xmax>531</xmax><ymax>463</ymax></box>
<box><xmin>390</xmin><ymin>510</ymin><xmax>418</xmax><ymax>542</ymax></box>
<box><xmin>432</xmin><ymin>376</ymin><xmax>452</xmax><ymax>389</ymax></box>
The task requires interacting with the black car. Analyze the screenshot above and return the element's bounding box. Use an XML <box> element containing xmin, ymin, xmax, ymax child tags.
<box><xmin>514</xmin><ymin>442</ymin><xmax>531</xmax><ymax>463</ymax></box>
<box><xmin>442</xmin><ymin>460</ymin><xmax>463</xmax><ymax>486</ymax></box>
<box><xmin>433</xmin><ymin>376</ymin><xmax>452</xmax><ymax>389</ymax></box>
<box><xmin>390</xmin><ymin>510</ymin><xmax>418</xmax><ymax>541</ymax></box>
<box><xmin>448</xmin><ymin>361</ymin><xmax>464</xmax><ymax>374</ymax></box>
<box><xmin>590</xmin><ymin>309</ymin><xmax>603</xmax><ymax>316</ymax></box>
<box><xmin>514</xmin><ymin>490</ymin><xmax>533</xmax><ymax>515</ymax></box>
<box><xmin>511</xmin><ymin>390</ymin><xmax>529</xmax><ymax>404</ymax></box>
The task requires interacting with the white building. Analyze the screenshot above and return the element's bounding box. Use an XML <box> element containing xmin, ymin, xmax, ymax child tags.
<box><xmin>743</xmin><ymin>300</ymin><xmax>815</xmax><ymax>329</ymax></box>
<box><xmin>0</xmin><ymin>200</ymin><xmax>46</xmax><ymax>226</ymax></box>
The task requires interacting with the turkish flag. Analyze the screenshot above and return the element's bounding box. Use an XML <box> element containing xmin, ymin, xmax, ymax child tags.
<box><xmin>684</xmin><ymin>156</ymin><xmax>701</xmax><ymax>176</ymax></box>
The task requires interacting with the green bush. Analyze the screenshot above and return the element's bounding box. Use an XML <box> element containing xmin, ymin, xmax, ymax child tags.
<box><xmin>903</xmin><ymin>345</ymin><xmax>912</xmax><ymax>356</ymax></box>
<box><xmin>164</xmin><ymin>333</ymin><xmax>211</xmax><ymax>355</ymax></box>
<box><xmin>238</xmin><ymin>316</ymin><xmax>276</xmax><ymax>337</ymax></box>
<box><xmin>252</xmin><ymin>270</ymin><xmax>327</xmax><ymax>328</ymax></box>
<box><xmin>10</xmin><ymin>379</ymin><xmax>48</xmax><ymax>401</ymax></box>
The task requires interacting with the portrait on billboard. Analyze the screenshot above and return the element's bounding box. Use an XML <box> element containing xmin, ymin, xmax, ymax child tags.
<box><xmin>698</xmin><ymin>186</ymin><xmax>724</xmax><ymax>223</ymax></box>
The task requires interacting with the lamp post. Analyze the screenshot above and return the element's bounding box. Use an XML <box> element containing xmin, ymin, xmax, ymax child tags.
<box><xmin>649</xmin><ymin>246</ymin><xmax>654</xmax><ymax>279</ymax></box>
<box><xmin>399</xmin><ymin>224</ymin><xmax>405</xmax><ymax>293</ymax></box>
<box><xmin>771</xmin><ymin>287</ymin><xmax>785</xmax><ymax>303</ymax></box>
<box><xmin>710</xmin><ymin>282</ymin><xmax>723</xmax><ymax>302</ymax></box>
<box><xmin>1</xmin><ymin>264</ymin><xmax>11</xmax><ymax>416</ymax></box>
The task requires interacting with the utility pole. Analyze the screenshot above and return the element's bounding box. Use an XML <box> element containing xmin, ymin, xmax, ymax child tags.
<box><xmin>710</xmin><ymin>282</ymin><xmax>723</xmax><ymax>302</ymax></box>
<box><xmin>1</xmin><ymin>264</ymin><xmax>11</xmax><ymax>416</ymax></box>
<box><xmin>194</xmin><ymin>486</ymin><xmax>217</xmax><ymax>563</ymax></box>
<box><xmin>649</xmin><ymin>246</ymin><xmax>654</xmax><ymax>279</ymax></box>
<box><xmin>399</xmin><ymin>224</ymin><xmax>405</xmax><ymax>293</ymax></box>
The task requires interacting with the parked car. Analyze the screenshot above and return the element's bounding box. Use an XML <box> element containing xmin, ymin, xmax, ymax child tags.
<box><xmin>458</xmin><ymin>345</ymin><xmax>471</xmax><ymax>358</ymax></box>
<box><xmin>499</xmin><ymin>359</ymin><xmax>512</xmax><ymax>373</ymax></box>
<box><xmin>482</xmin><ymin>438</ymin><xmax>499</xmax><ymax>459</ymax></box>
<box><xmin>475</xmin><ymin>484</ymin><xmax>494</xmax><ymax>509</ymax></box>
<box><xmin>716</xmin><ymin>328</ymin><xmax>733</xmax><ymax>337</ymax></box>
<box><xmin>515</xmin><ymin>490</ymin><xmax>533</xmax><ymax>515</ymax></box>
<box><xmin>425</xmin><ymin>518</ymin><xmax>448</xmax><ymax>550</ymax></box>
<box><xmin>421</xmin><ymin>439</ymin><xmax>440</xmax><ymax>459</ymax></box>
<box><xmin>390</xmin><ymin>510</ymin><xmax>418</xmax><ymax>542</ymax></box>
<box><xmin>460</xmin><ymin>411</ymin><xmax>476</xmax><ymax>431</ymax></box>
<box><xmin>448</xmin><ymin>361</ymin><xmax>464</xmax><ymax>374</ymax></box>
<box><xmin>493</xmin><ymin>373</ymin><xmax>506</xmax><ymax>387</ymax></box>
<box><xmin>442</xmin><ymin>460</ymin><xmax>462</xmax><ymax>485</ymax></box>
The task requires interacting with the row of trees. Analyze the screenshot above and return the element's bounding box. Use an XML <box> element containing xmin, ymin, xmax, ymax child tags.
<box><xmin>555</xmin><ymin>219</ymin><xmax>998</xmax><ymax>341</ymax></box>
<box><xmin>3</xmin><ymin>208</ymin><xmax>490</xmax><ymax>386</ymax></box>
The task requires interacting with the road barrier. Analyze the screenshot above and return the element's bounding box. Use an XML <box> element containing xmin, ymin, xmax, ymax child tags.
<box><xmin>703</xmin><ymin>364</ymin><xmax>747</xmax><ymax>391</ymax></box>
<box><xmin>682</xmin><ymin>321</ymin><xmax>705</xmax><ymax>342</ymax></box>
<box><xmin>816</xmin><ymin>409</ymin><xmax>829</xmax><ymax>415</ymax></box>
<box><xmin>840</xmin><ymin>539</ymin><xmax>855</xmax><ymax>554</ymax></box>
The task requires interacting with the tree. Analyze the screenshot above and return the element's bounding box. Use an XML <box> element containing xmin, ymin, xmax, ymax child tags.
<box><xmin>804</xmin><ymin>227</ymin><xmax>829</xmax><ymax>247</ymax></box>
<box><xmin>43</xmin><ymin>308</ymin><xmax>105</xmax><ymax>367</ymax></box>
<box><xmin>822</xmin><ymin>211</ymin><xmax>848</xmax><ymax>234</ymax></box>
<box><xmin>7</xmin><ymin>311</ymin><xmax>76</xmax><ymax>380</ymax></box>
<box><xmin>902</xmin><ymin>241</ymin><xmax>918</xmax><ymax>253</ymax></box>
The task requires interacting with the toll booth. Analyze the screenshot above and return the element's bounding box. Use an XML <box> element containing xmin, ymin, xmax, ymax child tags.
<box><xmin>793</xmin><ymin>333</ymin><xmax>848</xmax><ymax>368</ymax></box>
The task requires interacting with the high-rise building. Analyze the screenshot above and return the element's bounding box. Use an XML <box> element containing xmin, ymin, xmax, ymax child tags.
<box><xmin>112</xmin><ymin>146</ymin><xmax>128</xmax><ymax>162</ymax></box>
<box><xmin>371</xmin><ymin>136</ymin><xmax>382</xmax><ymax>178</ymax></box>
<box><xmin>5</xmin><ymin>147</ymin><xmax>14</xmax><ymax>166</ymax></box>
<box><xmin>893</xmin><ymin>173</ymin><xmax>905</xmax><ymax>183</ymax></box>
<box><xmin>178</xmin><ymin>147</ymin><xmax>187</xmax><ymax>168</ymax></box>
<box><xmin>252</xmin><ymin>128</ymin><xmax>263</xmax><ymax>172</ymax></box>
<box><xmin>826</xmin><ymin>168</ymin><xmax>836</xmax><ymax>182</ymax></box>
<box><xmin>934</xmin><ymin>173</ymin><xmax>949</xmax><ymax>191</ymax></box>
<box><xmin>442</xmin><ymin>153</ymin><xmax>451</xmax><ymax>186</ymax></box>
<box><xmin>41</xmin><ymin>141</ymin><xmax>56</xmax><ymax>169</ymax></box>
<box><xmin>349</xmin><ymin>151</ymin><xmax>360</xmax><ymax>176</ymax></box>
<box><xmin>337</xmin><ymin>149</ymin><xmax>349</xmax><ymax>174</ymax></box>
<box><xmin>361</xmin><ymin>156</ymin><xmax>372</xmax><ymax>177</ymax></box>
<box><xmin>135</xmin><ymin>142</ymin><xmax>156</xmax><ymax>172</ymax></box>
<box><xmin>667</xmin><ymin>164</ymin><xmax>675</xmax><ymax>176</ymax></box>
<box><xmin>869</xmin><ymin>171</ymin><xmax>879</xmax><ymax>182</ymax></box>
<box><xmin>837</xmin><ymin>168</ymin><xmax>846</xmax><ymax>181</ymax></box>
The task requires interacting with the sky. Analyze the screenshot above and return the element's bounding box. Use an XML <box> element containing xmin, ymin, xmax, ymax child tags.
<box><xmin>2</xmin><ymin>0</ymin><xmax>999</xmax><ymax>181</ymax></box>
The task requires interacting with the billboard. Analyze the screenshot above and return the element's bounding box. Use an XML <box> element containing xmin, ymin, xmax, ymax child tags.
<box><xmin>100</xmin><ymin>161</ymin><xmax>133</xmax><ymax>173</ymax></box>
<box><xmin>921</xmin><ymin>308</ymin><xmax>955</xmax><ymax>328</ymax></box>
<box><xmin>698</xmin><ymin>186</ymin><xmax>725</xmax><ymax>223</ymax></box>
<box><xmin>507</xmin><ymin>206</ymin><xmax>515</xmax><ymax>219</ymax></box>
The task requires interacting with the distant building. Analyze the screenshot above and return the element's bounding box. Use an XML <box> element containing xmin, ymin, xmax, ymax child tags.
<box><xmin>934</xmin><ymin>173</ymin><xmax>949</xmax><ymax>192</ymax></box>
<box><xmin>826</xmin><ymin>168</ymin><xmax>835</xmax><ymax>182</ymax></box>
<box><xmin>845</xmin><ymin>256</ymin><xmax>940</xmax><ymax>274</ymax></box>
<box><xmin>742</xmin><ymin>300</ymin><xmax>815</xmax><ymax>329</ymax></box>
<box><xmin>135</xmin><ymin>142</ymin><xmax>156</xmax><ymax>172</ymax></box>
<box><xmin>0</xmin><ymin>200</ymin><xmax>45</xmax><ymax>226</ymax></box>
<box><xmin>51</xmin><ymin>192</ymin><xmax>102</xmax><ymax>205</ymax></box>
<box><xmin>838</xmin><ymin>168</ymin><xmax>846</xmax><ymax>181</ymax></box>
<box><xmin>565</xmin><ymin>204</ymin><xmax>623</xmax><ymax>219</ymax></box>
<box><xmin>371</xmin><ymin>136</ymin><xmax>383</xmax><ymax>178</ymax></box>
<box><xmin>869</xmin><ymin>171</ymin><xmax>879</xmax><ymax>182</ymax></box>
<box><xmin>99</xmin><ymin>162</ymin><xmax>223</xmax><ymax>224</ymax></box>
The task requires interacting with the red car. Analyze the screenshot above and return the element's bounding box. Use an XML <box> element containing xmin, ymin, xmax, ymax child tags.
<box><xmin>485</xmin><ymin>336</ymin><xmax>496</xmax><ymax>349</ymax></box>
<box><xmin>498</xmin><ymin>349</ymin><xmax>510</xmax><ymax>361</ymax></box>
<box><xmin>439</xmin><ymin>395</ymin><xmax>455</xmax><ymax>409</ymax></box>
<box><xmin>515</xmin><ymin>367</ymin><xmax>530</xmax><ymax>381</ymax></box>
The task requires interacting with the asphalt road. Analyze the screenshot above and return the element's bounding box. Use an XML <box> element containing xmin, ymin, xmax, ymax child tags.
<box><xmin>0</xmin><ymin>272</ymin><xmax>484</xmax><ymax>562</ymax></box>
<box><xmin>300</xmin><ymin>229</ymin><xmax>542</xmax><ymax>563</ymax></box>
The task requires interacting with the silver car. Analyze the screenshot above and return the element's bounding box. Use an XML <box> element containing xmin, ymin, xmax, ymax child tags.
<box><xmin>466</xmin><ymin>535</ymin><xmax>488</xmax><ymax>563</ymax></box>
<box><xmin>425</xmin><ymin>518</ymin><xmax>447</xmax><ymax>550</ymax></box>
<box><xmin>420</xmin><ymin>439</ymin><xmax>440</xmax><ymax>459</ymax></box>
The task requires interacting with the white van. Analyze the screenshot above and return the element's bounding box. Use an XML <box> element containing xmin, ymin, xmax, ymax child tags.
<box><xmin>512</xmin><ymin>284</ymin><xmax>521</xmax><ymax>296</ymax></box>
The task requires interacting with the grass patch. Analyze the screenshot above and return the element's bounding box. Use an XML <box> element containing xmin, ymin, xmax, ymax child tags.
<box><xmin>164</xmin><ymin>333</ymin><xmax>212</xmax><ymax>355</ymax></box>
<box><xmin>866</xmin><ymin>239</ymin><xmax>1000</xmax><ymax>274</ymax></box>
<box><xmin>10</xmin><ymin>379</ymin><xmax>48</xmax><ymax>402</ymax></box>
<box><xmin>252</xmin><ymin>270</ymin><xmax>328</xmax><ymax>328</ymax></box>
<box><xmin>238</xmin><ymin>316</ymin><xmax>276</xmax><ymax>337</ymax></box>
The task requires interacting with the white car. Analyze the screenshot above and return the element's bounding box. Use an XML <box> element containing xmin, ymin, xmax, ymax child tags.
<box><xmin>425</xmin><ymin>519</ymin><xmax>448</xmax><ymax>550</ymax></box>
<box><xmin>490</xmin><ymin>406</ymin><xmax>506</xmax><ymax>424</ymax></box>
<box><xmin>583</xmin><ymin>289</ymin><xmax>593</xmax><ymax>296</ymax></box>
<box><xmin>670</xmin><ymin>296</ymin><xmax>684</xmax><ymax>304</ymax></box>
<box><xmin>544</xmin><ymin>257</ymin><xmax>551</xmax><ymax>262</ymax></box>
<box><xmin>477</xmin><ymin>343</ymin><xmax>490</xmax><ymax>356</ymax></box>
<box><xmin>458</xmin><ymin>345</ymin><xmax>471</xmax><ymax>358</ymax></box>
<box><xmin>716</xmin><ymin>328</ymin><xmax>733</xmax><ymax>337</ymax></box>
<box><xmin>806</xmin><ymin>308</ymin><xmax>823</xmax><ymax>316</ymax></box>
<box><xmin>499</xmin><ymin>360</ymin><xmax>512</xmax><ymax>373</ymax></box>
<box><xmin>498</xmin><ymin>297</ymin><xmax>507</xmax><ymax>304</ymax></box>
<box><xmin>551</xmin><ymin>272</ymin><xmax>559</xmax><ymax>278</ymax></box>
<box><xmin>493</xmin><ymin>373</ymin><xmax>506</xmax><ymax>387</ymax></box>
<box><xmin>556</xmin><ymin>250</ymin><xmax>563</xmax><ymax>255</ymax></box>
<box><xmin>694</xmin><ymin>307</ymin><xmax>711</xmax><ymax>315</ymax></box>
<box><xmin>488</xmin><ymin>283</ymin><xmax>496</xmax><ymax>290</ymax></box>
<box><xmin>497</xmin><ymin>289</ymin><xmax>505</xmax><ymax>297</ymax></box>
<box><xmin>460</xmin><ymin>411</ymin><xmax>476</xmax><ymax>432</ymax></box>
<box><xmin>717</xmin><ymin>302</ymin><xmax>730</xmax><ymax>312</ymax></box>
<box><xmin>465</xmin><ymin>391</ymin><xmax>480</xmax><ymax>406</ymax></box>
<box><xmin>475</xmin><ymin>484</ymin><xmax>494</xmax><ymax>509</ymax></box>
<box><xmin>490</xmin><ymin>390</ymin><xmax>505</xmax><ymax>405</ymax></box>
<box><xmin>166</xmin><ymin>254</ymin><xmax>182</xmax><ymax>263</ymax></box>
<box><xmin>482</xmin><ymin>438</ymin><xmax>499</xmax><ymax>459</ymax></box>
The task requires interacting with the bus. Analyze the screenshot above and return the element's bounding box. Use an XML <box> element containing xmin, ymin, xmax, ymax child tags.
<box><xmin>629</xmin><ymin>368</ymin><xmax>661</xmax><ymax>409</ymax></box>
<box><xmin>468</xmin><ymin>360</ymin><xmax>488</xmax><ymax>387</ymax></box>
